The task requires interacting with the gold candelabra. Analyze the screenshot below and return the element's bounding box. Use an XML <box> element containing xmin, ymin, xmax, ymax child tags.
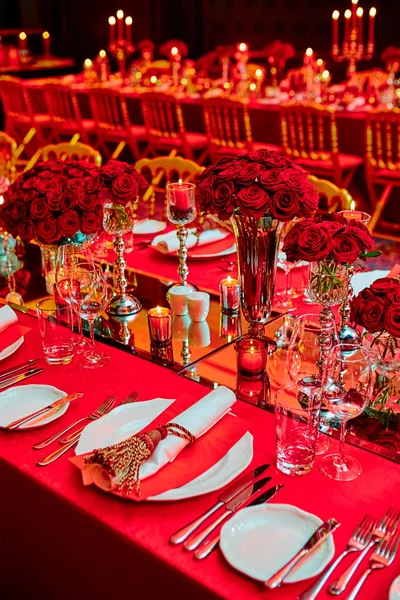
<box><xmin>108</xmin><ymin>10</ymin><xmax>134</xmax><ymax>78</ymax></box>
<box><xmin>331</xmin><ymin>1</ymin><xmax>376</xmax><ymax>78</ymax></box>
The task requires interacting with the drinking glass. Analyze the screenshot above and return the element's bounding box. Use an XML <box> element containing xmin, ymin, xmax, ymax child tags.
<box><xmin>69</xmin><ymin>262</ymin><xmax>110</xmax><ymax>369</ymax></box>
<box><xmin>55</xmin><ymin>244</ymin><xmax>93</xmax><ymax>354</ymax></box>
<box><xmin>275</xmin><ymin>385</ymin><xmax>320</xmax><ymax>476</ymax></box>
<box><xmin>36</xmin><ymin>299</ymin><xmax>74</xmax><ymax>365</ymax></box>
<box><xmin>287</xmin><ymin>313</ymin><xmax>339</xmax><ymax>454</ymax></box>
<box><xmin>319</xmin><ymin>343</ymin><xmax>373</xmax><ymax>481</ymax></box>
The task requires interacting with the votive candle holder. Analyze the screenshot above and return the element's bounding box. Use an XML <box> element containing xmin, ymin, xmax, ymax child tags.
<box><xmin>219</xmin><ymin>276</ymin><xmax>240</xmax><ymax>313</ymax></box>
<box><xmin>147</xmin><ymin>306</ymin><xmax>172</xmax><ymax>346</ymax></box>
<box><xmin>235</xmin><ymin>337</ymin><xmax>268</xmax><ymax>377</ymax></box>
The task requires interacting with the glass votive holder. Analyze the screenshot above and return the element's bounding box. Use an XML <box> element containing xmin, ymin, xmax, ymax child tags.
<box><xmin>338</xmin><ymin>209</ymin><xmax>371</xmax><ymax>226</ymax></box>
<box><xmin>147</xmin><ymin>306</ymin><xmax>172</xmax><ymax>346</ymax></box>
<box><xmin>219</xmin><ymin>276</ymin><xmax>240</xmax><ymax>314</ymax></box>
<box><xmin>220</xmin><ymin>312</ymin><xmax>242</xmax><ymax>341</ymax></box>
<box><xmin>166</xmin><ymin>181</ymin><xmax>196</xmax><ymax>225</ymax></box>
<box><xmin>234</xmin><ymin>337</ymin><xmax>268</xmax><ymax>377</ymax></box>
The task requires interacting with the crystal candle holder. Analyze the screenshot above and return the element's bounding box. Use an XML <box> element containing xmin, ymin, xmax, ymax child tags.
<box><xmin>219</xmin><ymin>276</ymin><xmax>240</xmax><ymax>314</ymax></box>
<box><xmin>147</xmin><ymin>306</ymin><xmax>172</xmax><ymax>346</ymax></box>
<box><xmin>235</xmin><ymin>337</ymin><xmax>268</xmax><ymax>377</ymax></box>
<box><xmin>338</xmin><ymin>209</ymin><xmax>371</xmax><ymax>226</ymax></box>
<box><xmin>220</xmin><ymin>313</ymin><xmax>242</xmax><ymax>341</ymax></box>
<box><xmin>166</xmin><ymin>181</ymin><xmax>196</xmax><ymax>225</ymax></box>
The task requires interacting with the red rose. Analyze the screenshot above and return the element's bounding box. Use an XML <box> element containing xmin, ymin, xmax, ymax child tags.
<box><xmin>331</xmin><ymin>233</ymin><xmax>361</xmax><ymax>264</ymax></box>
<box><xmin>67</xmin><ymin>167</ymin><xmax>84</xmax><ymax>178</ymax></box>
<box><xmin>362</xmin><ymin>298</ymin><xmax>386</xmax><ymax>333</ymax></box>
<box><xmin>67</xmin><ymin>178</ymin><xmax>84</xmax><ymax>192</ymax></box>
<box><xmin>18</xmin><ymin>219</ymin><xmax>36</xmax><ymax>242</ymax></box>
<box><xmin>214</xmin><ymin>182</ymin><xmax>235</xmax><ymax>219</ymax></box>
<box><xmin>346</xmin><ymin>221</ymin><xmax>375</xmax><ymax>253</ymax></box>
<box><xmin>217</xmin><ymin>165</ymin><xmax>240</xmax><ymax>181</ymax></box>
<box><xmin>270</xmin><ymin>189</ymin><xmax>300</xmax><ymax>221</ymax></box>
<box><xmin>1</xmin><ymin>208</ymin><xmax>17</xmax><ymax>235</ymax></box>
<box><xmin>58</xmin><ymin>211</ymin><xmax>80</xmax><ymax>238</ymax></box>
<box><xmin>282</xmin><ymin>223</ymin><xmax>305</xmax><ymax>262</ymax></box>
<box><xmin>81</xmin><ymin>212</ymin><xmax>99</xmax><ymax>235</ymax></box>
<box><xmin>388</xmin><ymin>287</ymin><xmax>400</xmax><ymax>303</ymax></box>
<box><xmin>212</xmin><ymin>157</ymin><xmax>237</xmax><ymax>172</ymax></box>
<box><xmin>102</xmin><ymin>160</ymin><xmax>126</xmax><ymax>179</ymax></box>
<box><xmin>10</xmin><ymin>201</ymin><xmax>27</xmax><ymax>220</ymax></box>
<box><xmin>36</xmin><ymin>218</ymin><xmax>59</xmax><ymax>243</ymax></box>
<box><xmin>111</xmin><ymin>174</ymin><xmax>139</xmax><ymax>203</ymax></box>
<box><xmin>37</xmin><ymin>179</ymin><xmax>58</xmax><ymax>194</ymax></box>
<box><xmin>60</xmin><ymin>194</ymin><xmax>76</xmax><ymax>211</ymax></box>
<box><xmin>259</xmin><ymin>168</ymin><xmax>286</xmax><ymax>190</ymax></box>
<box><xmin>384</xmin><ymin>304</ymin><xmax>400</xmax><ymax>337</ymax></box>
<box><xmin>371</xmin><ymin>278</ymin><xmax>399</xmax><ymax>297</ymax></box>
<box><xmin>22</xmin><ymin>177</ymin><xmax>39</xmax><ymax>191</ymax></box>
<box><xmin>236</xmin><ymin>184</ymin><xmax>270</xmax><ymax>219</ymax></box>
<box><xmin>39</xmin><ymin>169</ymin><xmax>55</xmax><ymax>179</ymax></box>
<box><xmin>300</xmin><ymin>182</ymin><xmax>319</xmax><ymax>215</ymax></box>
<box><xmin>246</xmin><ymin>150</ymin><xmax>288</xmax><ymax>168</ymax></box>
<box><xmin>297</xmin><ymin>224</ymin><xmax>331</xmax><ymax>262</ymax></box>
<box><xmin>196</xmin><ymin>181</ymin><xmax>214</xmax><ymax>212</ymax></box>
<box><xmin>236</xmin><ymin>162</ymin><xmax>263</xmax><ymax>184</ymax></box>
<box><xmin>30</xmin><ymin>198</ymin><xmax>49</xmax><ymax>220</ymax></box>
<box><xmin>283</xmin><ymin>167</ymin><xmax>308</xmax><ymax>192</ymax></box>
<box><xmin>47</xmin><ymin>191</ymin><xmax>62</xmax><ymax>211</ymax></box>
<box><xmin>84</xmin><ymin>175</ymin><xmax>102</xmax><ymax>194</ymax></box>
<box><xmin>76</xmin><ymin>193</ymin><xmax>99</xmax><ymax>212</ymax></box>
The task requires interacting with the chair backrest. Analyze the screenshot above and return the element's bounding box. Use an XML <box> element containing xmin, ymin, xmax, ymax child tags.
<box><xmin>43</xmin><ymin>81</ymin><xmax>82</xmax><ymax>130</ymax></box>
<box><xmin>140</xmin><ymin>92</ymin><xmax>185</xmax><ymax>143</ymax></box>
<box><xmin>308</xmin><ymin>174</ymin><xmax>352</xmax><ymax>212</ymax></box>
<box><xmin>365</xmin><ymin>109</ymin><xmax>400</xmax><ymax>172</ymax></box>
<box><xmin>24</xmin><ymin>142</ymin><xmax>102</xmax><ymax>171</ymax></box>
<box><xmin>0</xmin><ymin>75</ymin><xmax>34</xmax><ymax>125</ymax></box>
<box><xmin>0</xmin><ymin>132</ymin><xmax>18</xmax><ymax>182</ymax></box>
<box><xmin>202</xmin><ymin>96</ymin><xmax>253</xmax><ymax>159</ymax></box>
<box><xmin>88</xmin><ymin>87</ymin><xmax>128</xmax><ymax>133</ymax></box>
<box><xmin>280</xmin><ymin>101</ymin><xmax>339</xmax><ymax>161</ymax></box>
<box><xmin>135</xmin><ymin>154</ymin><xmax>204</xmax><ymax>218</ymax></box>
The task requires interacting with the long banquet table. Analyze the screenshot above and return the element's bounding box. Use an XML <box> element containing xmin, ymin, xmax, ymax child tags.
<box><xmin>1</xmin><ymin>308</ymin><xmax>400</xmax><ymax>600</ymax></box>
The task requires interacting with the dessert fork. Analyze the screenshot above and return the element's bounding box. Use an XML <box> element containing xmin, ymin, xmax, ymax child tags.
<box><xmin>346</xmin><ymin>529</ymin><xmax>400</xmax><ymax>600</ymax></box>
<box><xmin>119</xmin><ymin>390</ymin><xmax>139</xmax><ymax>405</ymax></box>
<box><xmin>329</xmin><ymin>506</ymin><xmax>400</xmax><ymax>595</ymax></box>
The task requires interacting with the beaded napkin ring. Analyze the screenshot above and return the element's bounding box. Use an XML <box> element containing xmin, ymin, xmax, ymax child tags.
<box><xmin>84</xmin><ymin>422</ymin><xmax>195</xmax><ymax>496</ymax></box>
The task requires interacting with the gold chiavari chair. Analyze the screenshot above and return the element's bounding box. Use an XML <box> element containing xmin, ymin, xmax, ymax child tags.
<box><xmin>24</xmin><ymin>141</ymin><xmax>102</xmax><ymax>171</ymax></box>
<box><xmin>0</xmin><ymin>132</ymin><xmax>17</xmax><ymax>183</ymax></box>
<box><xmin>280</xmin><ymin>101</ymin><xmax>363</xmax><ymax>188</ymax></box>
<box><xmin>365</xmin><ymin>108</ymin><xmax>400</xmax><ymax>235</ymax></box>
<box><xmin>202</xmin><ymin>96</ymin><xmax>280</xmax><ymax>162</ymax></box>
<box><xmin>140</xmin><ymin>91</ymin><xmax>208</xmax><ymax>163</ymax></box>
<box><xmin>135</xmin><ymin>152</ymin><xmax>204</xmax><ymax>219</ymax></box>
<box><xmin>308</xmin><ymin>174</ymin><xmax>353</xmax><ymax>213</ymax></box>
<box><xmin>43</xmin><ymin>80</ymin><xmax>95</xmax><ymax>144</ymax></box>
<box><xmin>88</xmin><ymin>87</ymin><xmax>146</xmax><ymax>160</ymax></box>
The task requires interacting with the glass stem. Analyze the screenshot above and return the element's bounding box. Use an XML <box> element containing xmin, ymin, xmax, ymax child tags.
<box><xmin>89</xmin><ymin>319</ymin><xmax>95</xmax><ymax>349</ymax></box>
<box><xmin>338</xmin><ymin>419</ymin><xmax>348</xmax><ymax>463</ymax></box>
<box><xmin>77</xmin><ymin>313</ymin><xmax>83</xmax><ymax>337</ymax></box>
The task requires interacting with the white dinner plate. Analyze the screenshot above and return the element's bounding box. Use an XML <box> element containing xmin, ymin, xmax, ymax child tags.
<box><xmin>0</xmin><ymin>336</ymin><xmax>24</xmax><ymax>361</ymax></box>
<box><xmin>189</xmin><ymin>243</ymin><xmax>237</xmax><ymax>260</ymax></box>
<box><xmin>220</xmin><ymin>504</ymin><xmax>335</xmax><ymax>584</ymax></box>
<box><xmin>390</xmin><ymin>576</ymin><xmax>400</xmax><ymax>599</ymax></box>
<box><xmin>133</xmin><ymin>219</ymin><xmax>167</xmax><ymax>235</ymax></box>
<box><xmin>0</xmin><ymin>384</ymin><xmax>69</xmax><ymax>430</ymax></box>
<box><xmin>76</xmin><ymin>399</ymin><xmax>253</xmax><ymax>501</ymax></box>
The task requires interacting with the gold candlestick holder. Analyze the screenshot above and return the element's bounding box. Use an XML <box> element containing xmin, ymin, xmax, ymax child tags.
<box><xmin>108</xmin><ymin>12</ymin><xmax>134</xmax><ymax>79</ymax></box>
<box><xmin>331</xmin><ymin>4</ymin><xmax>375</xmax><ymax>78</ymax></box>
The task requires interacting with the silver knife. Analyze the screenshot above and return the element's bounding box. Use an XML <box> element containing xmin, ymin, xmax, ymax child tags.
<box><xmin>183</xmin><ymin>475</ymin><xmax>273</xmax><ymax>552</ymax></box>
<box><xmin>169</xmin><ymin>463</ymin><xmax>270</xmax><ymax>545</ymax></box>
<box><xmin>6</xmin><ymin>392</ymin><xmax>83</xmax><ymax>430</ymax></box>
<box><xmin>0</xmin><ymin>367</ymin><xmax>44</xmax><ymax>391</ymax></box>
<box><xmin>194</xmin><ymin>483</ymin><xmax>285</xmax><ymax>560</ymax></box>
<box><xmin>264</xmin><ymin>518</ymin><xmax>341</xmax><ymax>589</ymax></box>
<box><xmin>0</xmin><ymin>358</ymin><xmax>41</xmax><ymax>380</ymax></box>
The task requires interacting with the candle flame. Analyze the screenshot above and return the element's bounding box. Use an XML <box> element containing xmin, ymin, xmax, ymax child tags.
<box><xmin>84</xmin><ymin>58</ymin><xmax>93</xmax><ymax>68</ymax></box>
<box><xmin>0</xmin><ymin>195</ymin><xmax>4</xmax><ymax>206</ymax></box>
<box><xmin>99</xmin><ymin>49</ymin><xmax>106</xmax><ymax>58</ymax></box>
<box><xmin>322</xmin><ymin>69</ymin><xmax>330</xmax><ymax>80</ymax></box>
<box><xmin>223</xmin><ymin>81</ymin><xmax>230</xmax><ymax>89</ymax></box>
<box><xmin>306</xmin><ymin>47</ymin><xmax>313</xmax><ymax>57</ymax></box>
<box><xmin>316</xmin><ymin>58</ymin><xmax>323</xmax><ymax>66</ymax></box>
<box><xmin>238</xmin><ymin>42</ymin><xmax>247</xmax><ymax>52</ymax></box>
<box><xmin>227</xmin><ymin>276</ymin><xmax>232</xmax><ymax>284</ymax></box>
<box><xmin>356</xmin><ymin>7</ymin><xmax>363</xmax><ymax>17</ymax></box>
<box><xmin>351</xmin><ymin>0</ymin><xmax>358</xmax><ymax>5</ymax></box>
<box><xmin>344</xmin><ymin>9</ymin><xmax>351</xmax><ymax>19</ymax></box>
<box><xmin>369</xmin><ymin>7</ymin><xmax>376</xmax><ymax>17</ymax></box>
<box><xmin>255</xmin><ymin>68</ymin><xmax>263</xmax><ymax>77</ymax></box>
<box><xmin>19</xmin><ymin>32</ymin><xmax>27</xmax><ymax>40</ymax></box>
<box><xmin>116</xmin><ymin>9</ymin><xmax>124</xmax><ymax>19</ymax></box>
<box><xmin>42</xmin><ymin>31</ymin><xmax>50</xmax><ymax>39</ymax></box>
<box><xmin>125</xmin><ymin>16</ymin><xmax>132</xmax><ymax>25</ymax></box>
<box><xmin>350</xmin><ymin>200</ymin><xmax>356</xmax><ymax>211</ymax></box>
<box><xmin>178</xmin><ymin>178</ymin><xmax>183</xmax><ymax>185</ymax></box>
<box><xmin>156</xmin><ymin>306</ymin><xmax>162</xmax><ymax>314</ymax></box>
<box><xmin>249</xmin><ymin>82</ymin><xmax>256</xmax><ymax>91</ymax></box>
<box><xmin>332</xmin><ymin>10</ymin><xmax>339</xmax><ymax>19</ymax></box>
<box><xmin>108</xmin><ymin>16</ymin><xmax>116</xmax><ymax>25</ymax></box>
<box><xmin>171</xmin><ymin>46</ymin><xmax>179</xmax><ymax>56</ymax></box>
<box><xmin>150</xmin><ymin>75</ymin><xmax>157</xmax><ymax>83</ymax></box>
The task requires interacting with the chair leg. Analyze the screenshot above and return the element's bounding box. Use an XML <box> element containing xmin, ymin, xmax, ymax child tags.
<box><xmin>343</xmin><ymin>168</ymin><xmax>356</xmax><ymax>190</ymax></box>
<box><xmin>197</xmin><ymin>148</ymin><xmax>209</xmax><ymax>166</ymax></box>
<box><xmin>368</xmin><ymin>184</ymin><xmax>393</xmax><ymax>233</ymax></box>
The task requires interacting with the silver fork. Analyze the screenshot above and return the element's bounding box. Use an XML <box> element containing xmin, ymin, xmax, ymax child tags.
<box><xmin>297</xmin><ymin>515</ymin><xmax>376</xmax><ymax>600</ymax></box>
<box><xmin>345</xmin><ymin>529</ymin><xmax>400</xmax><ymax>600</ymax></box>
<box><xmin>36</xmin><ymin>396</ymin><xmax>116</xmax><ymax>466</ymax></box>
<box><xmin>329</xmin><ymin>506</ymin><xmax>400</xmax><ymax>595</ymax></box>
<box><xmin>33</xmin><ymin>395</ymin><xmax>117</xmax><ymax>450</ymax></box>
<box><xmin>60</xmin><ymin>391</ymin><xmax>139</xmax><ymax>444</ymax></box>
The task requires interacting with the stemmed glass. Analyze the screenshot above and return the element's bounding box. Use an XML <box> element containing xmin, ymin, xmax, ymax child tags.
<box><xmin>69</xmin><ymin>262</ymin><xmax>110</xmax><ymax>369</ymax></box>
<box><xmin>319</xmin><ymin>343</ymin><xmax>372</xmax><ymax>481</ymax></box>
<box><xmin>55</xmin><ymin>244</ymin><xmax>93</xmax><ymax>354</ymax></box>
<box><xmin>166</xmin><ymin>181</ymin><xmax>196</xmax><ymax>290</ymax></box>
<box><xmin>287</xmin><ymin>313</ymin><xmax>339</xmax><ymax>454</ymax></box>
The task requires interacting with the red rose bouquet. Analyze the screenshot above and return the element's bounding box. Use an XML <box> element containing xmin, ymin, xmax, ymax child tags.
<box><xmin>0</xmin><ymin>160</ymin><xmax>104</xmax><ymax>245</ymax></box>
<box><xmin>196</xmin><ymin>150</ymin><xmax>319</xmax><ymax>222</ymax></box>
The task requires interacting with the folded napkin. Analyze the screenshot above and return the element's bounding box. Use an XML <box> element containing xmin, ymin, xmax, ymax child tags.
<box><xmin>71</xmin><ymin>386</ymin><xmax>249</xmax><ymax>501</ymax></box>
<box><xmin>346</xmin><ymin>96</ymin><xmax>366</xmax><ymax>111</ymax></box>
<box><xmin>152</xmin><ymin>228</ymin><xmax>229</xmax><ymax>254</ymax></box>
<box><xmin>0</xmin><ymin>305</ymin><xmax>18</xmax><ymax>333</ymax></box>
<box><xmin>351</xmin><ymin>270</ymin><xmax>390</xmax><ymax>296</ymax></box>
<box><xmin>0</xmin><ymin>305</ymin><xmax>29</xmax><ymax>354</ymax></box>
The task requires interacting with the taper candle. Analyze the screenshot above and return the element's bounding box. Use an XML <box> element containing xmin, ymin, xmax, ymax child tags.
<box><xmin>116</xmin><ymin>10</ymin><xmax>124</xmax><ymax>41</ymax></box>
<box><xmin>125</xmin><ymin>16</ymin><xmax>132</xmax><ymax>44</ymax></box>
<box><xmin>42</xmin><ymin>31</ymin><xmax>50</xmax><ymax>57</ymax></box>
<box><xmin>108</xmin><ymin>16</ymin><xmax>116</xmax><ymax>44</ymax></box>
<box><xmin>332</xmin><ymin>11</ymin><xmax>339</xmax><ymax>47</ymax></box>
<box><xmin>351</xmin><ymin>0</ymin><xmax>358</xmax><ymax>29</ymax></box>
<box><xmin>356</xmin><ymin>7</ymin><xmax>363</xmax><ymax>46</ymax></box>
<box><xmin>344</xmin><ymin>10</ymin><xmax>351</xmax><ymax>41</ymax></box>
<box><xmin>18</xmin><ymin>32</ymin><xmax>27</xmax><ymax>51</ymax></box>
<box><xmin>368</xmin><ymin>7</ymin><xmax>376</xmax><ymax>46</ymax></box>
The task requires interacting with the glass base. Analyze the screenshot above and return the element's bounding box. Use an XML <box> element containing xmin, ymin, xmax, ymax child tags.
<box><xmin>107</xmin><ymin>294</ymin><xmax>142</xmax><ymax>317</ymax></box>
<box><xmin>319</xmin><ymin>453</ymin><xmax>362</xmax><ymax>481</ymax></box>
<box><xmin>78</xmin><ymin>351</ymin><xmax>110</xmax><ymax>369</ymax></box>
<box><xmin>315</xmin><ymin>434</ymin><xmax>330</xmax><ymax>455</ymax></box>
<box><xmin>73</xmin><ymin>335</ymin><xmax>91</xmax><ymax>354</ymax></box>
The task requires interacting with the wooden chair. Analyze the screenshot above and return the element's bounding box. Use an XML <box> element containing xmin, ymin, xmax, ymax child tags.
<box><xmin>24</xmin><ymin>141</ymin><xmax>102</xmax><ymax>171</ymax></box>
<box><xmin>202</xmin><ymin>96</ymin><xmax>280</xmax><ymax>162</ymax></box>
<box><xmin>365</xmin><ymin>109</ymin><xmax>400</xmax><ymax>234</ymax></box>
<box><xmin>280</xmin><ymin>101</ymin><xmax>363</xmax><ymax>188</ymax></box>
<box><xmin>43</xmin><ymin>81</ymin><xmax>95</xmax><ymax>144</ymax></box>
<box><xmin>88</xmin><ymin>87</ymin><xmax>146</xmax><ymax>160</ymax></box>
<box><xmin>0</xmin><ymin>76</ymin><xmax>50</xmax><ymax>146</ymax></box>
<box><xmin>308</xmin><ymin>174</ymin><xmax>353</xmax><ymax>213</ymax></box>
<box><xmin>135</xmin><ymin>153</ymin><xmax>204</xmax><ymax>218</ymax></box>
<box><xmin>140</xmin><ymin>91</ymin><xmax>208</xmax><ymax>163</ymax></box>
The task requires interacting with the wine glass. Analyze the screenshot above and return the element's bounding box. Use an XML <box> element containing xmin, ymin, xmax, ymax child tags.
<box><xmin>319</xmin><ymin>343</ymin><xmax>373</xmax><ymax>481</ymax></box>
<box><xmin>69</xmin><ymin>262</ymin><xmax>110</xmax><ymax>369</ymax></box>
<box><xmin>287</xmin><ymin>313</ymin><xmax>339</xmax><ymax>454</ymax></box>
<box><xmin>55</xmin><ymin>244</ymin><xmax>93</xmax><ymax>354</ymax></box>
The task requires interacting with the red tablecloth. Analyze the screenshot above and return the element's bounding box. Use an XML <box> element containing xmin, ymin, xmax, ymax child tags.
<box><xmin>1</xmin><ymin>310</ymin><xmax>400</xmax><ymax>600</ymax></box>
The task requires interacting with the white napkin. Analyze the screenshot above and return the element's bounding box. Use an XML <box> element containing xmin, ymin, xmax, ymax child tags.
<box><xmin>152</xmin><ymin>228</ymin><xmax>229</xmax><ymax>254</ymax></box>
<box><xmin>346</xmin><ymin>96</ymin><xmax>366</xmax><ymax>111</ymax></box>
<box><xmin>351</xmin><ymin>270</ymin><xmax>390</xmax><ymax>296</ymax></box>
<box><xmin>0</xmin><ymin>305</ymin><xmax>18</xmax><ymax>333</ymax></box>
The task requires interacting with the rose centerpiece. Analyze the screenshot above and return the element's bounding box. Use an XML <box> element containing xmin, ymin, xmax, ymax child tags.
<box><xmin>99</xmin><ymin>160</ymin><xmax>149</xmax><ymax>316</ymax></box>
<box><xmin>196</xmin><ymin>149</ymin><xmax>318</xmax><ymax>336</ymax></box>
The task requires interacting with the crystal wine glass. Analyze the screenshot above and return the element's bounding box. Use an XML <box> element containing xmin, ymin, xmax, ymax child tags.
<box><xmin>319</xmin><ymin>343</ymin><xmax>372</xmax><ymax>481</ymax></box>
<box><xmin>287</xmin><ymin>313</ymin><xmax>339</xmax><ymax>454</ymax></box>
<box><xmin>69</xmin><ymin>263</ymin><xmax>110</xmax><ymax>369</ymax></box>
<box><xmin>55</xmin><ymin>244</ymin><xmax>93</xmax><ymax>354</ymax></box>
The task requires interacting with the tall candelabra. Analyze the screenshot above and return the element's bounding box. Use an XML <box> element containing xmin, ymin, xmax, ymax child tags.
<box><xmin>331</xmin><ymin>1</ymin><xmax>376</xmax><ymax>78</ymax></box>
<box><xmin>108</xmin><ymin>10</ymin><xmax>134</xmax><ymax>78</ymax></box>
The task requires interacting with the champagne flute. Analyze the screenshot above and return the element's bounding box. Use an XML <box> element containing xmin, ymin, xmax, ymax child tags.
<box><xmin>69</xmin><ymin>262</ymin><xmax>110</xmax><ymax>369</ymax></box>
<box><xmin>319</xmin><ymin>343</ymin><xmax>372</xmax><ymax>481</ymax></box>
<box><xmin>287</xmin><ymin>313</ymin><xmax>338</xmax><ymax>454</ymax></box>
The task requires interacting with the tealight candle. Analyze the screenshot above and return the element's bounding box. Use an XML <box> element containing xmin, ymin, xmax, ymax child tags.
<box><xmin>338</xmin><ymin>201</ymin><xmax>371</xmax><ymax>225</ymax></box>
<box><xmin>235</xmin><ymin>338</ymin><xmax>268</xmax><ymax>377</ymax></box>
<box><xmin>42</xmin><ymin>31</ymin><xmax>50</xmax><ymax>58</ymax></box>
<box><xmin>219</xmin><ymin>276</ymin><xmax>240</xmax><ymax>313</ymax></box>
<box><xmin>147</xmin><ymin>306</ymin><xmax>172</xmax><ymax>345</ymax></box>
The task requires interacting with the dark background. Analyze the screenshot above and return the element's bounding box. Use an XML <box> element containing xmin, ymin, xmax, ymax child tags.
<box><xmin>0</xmin><ymin>0</ymin><xmax>398</xmax><ymax>69</ymax></box>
